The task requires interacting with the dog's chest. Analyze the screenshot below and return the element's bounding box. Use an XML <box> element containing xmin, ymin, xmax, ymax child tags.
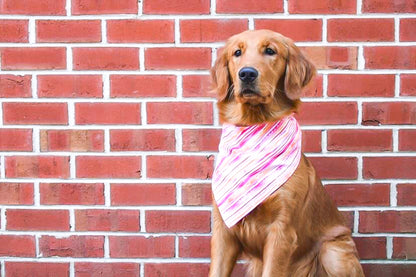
<box><xmin>230</xmin><ymin>196</ymin><xmax>284</xmax><ymax>257</ymax></box>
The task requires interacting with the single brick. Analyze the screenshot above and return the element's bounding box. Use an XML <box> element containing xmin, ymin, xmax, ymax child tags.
<box><xmin>397</xmin><ymin>183</ymin><xmax>416</xmax><ymax>206</ymax></box>
<box><xmin>365</xmin><ymin>46</ymin><xmax>416</xmax><ymax>69</ymax></box>
<box><xmin>7</xmin><ymin>209</ymin><xmax>69</xmax><ymax>231</ymax></box>
<box><xmin>143</xmin><ymin>0</ymin><xmax>210</xmax><ymax>14</ymax></box>
<box><xmin>1</xmin><ymin>47</ymin><xmax>66</xmax><ymax>70</ymax></box>
<box><xmin>180</xmin><ymin>19</ymin><xmax>248</xmax><ymax>42</ymax></box>
<box><xmin>40</xmin><ymin>183</ymin><xmax>104</xmax><ymax>205</ymax></box>
<box><xmin>328</xmin><ymin>18</ymin><xmax>394</xmax><ymax>42</ymax></box>
<box><xmin>40</xmin><ymin>130</ymin><xmax>104</xmax><ymax>152</ymax></box>
<box><xmin>182</xmin><ymin>129</ymin><xmax>221</xmax><ymax>152</ymax></box>
<box><xmin>72</xmin><ymin>0</ymin><xmax>138</xmax><ymax>15</ymax></box>
<box><xmin>0</xmin><ymin>0</ymin><xmax>66</xmax><ymax>15</ymax></box>
<box><xmin>145</xmin><ymin>48</ymin><xmax>211</xmax><ymax>70</ymax></box>
<box><xmin>289</xmin><ymin>0</ymin><xmax>356</xmax><ymax>14</ymax></box>
<box><xmin>362</xmin><ymin>102</ymin><xmax>416</xmax><ymax>125</ymax></box>
<box><xmin>325</xmin><ymin>183</ymin><xmax>390</xmax><ymax>206</ymax></box>
<box><xmin>146</xmin><ymin>210</ymin><xmax>211</xmax><ymax>233</ymax></box>
<box><xmin>75</xmin><ymin>209</ymin><xmax>140</xmax><ymax>232</ymax></box>
<box><xmin>5</xmin><ymin>262</ymin><xmax>69</xmax><ymax>277</ymax></box>
<box><xmin>359</xmin><ymin>211</ymin><xmax>416</xmax><ymax>233</ymax></box>
<box><xmin>0</xmin><ymin>75</ymin><xmax>32</xmax><ymax>98</ymax></box>
<box><xmin>110</xmin><ymin>129</ymin><xmax>175</xmax><ymax>151</ymax></box>
<box><xmin>300</xmin><ymin>46</ymin><xmax>358</xmax><ymax>70</ymax></box>
<box><xmin>109</xmin><ymin>236</ymin><xmax>175</xmax><ymax>258</ymax></box>
<box><xmin>110</xmin><ymin>75</ymin><xmax>176</xmax><ymax>98</ymax></box>
<box><xmin>75</xmin><ymin>263</ymin><xmax>140</xmax><ymax>277</ymax></box>
<box><xmin>38</xmin><ymin>75</ymin><xmax>103</xmax><ymax>98</ymax></box>
<box><xmin>0</xmin><ymin>182</ymin><xmax>33</xmax><ymax>205</ymax></box>
<box><xmin>362</xmin><ymin>0</ymin><xmax>416</xmax><ymax>13</ymax></box>
<box><xmin>181</xmin><ymin>183</ymin><xmax>212</xmax><ymax>206</ymax></box>
<box><xmin>216</xmin><ymin>0</ymin><xmax>283</xmax><ymax>13</ymax></box>
<box><xmin>363</xmin><ymin>157</ymin><xmax>416</xmax><ymax>179</ymax></box>
<box><xmin>178</xmin><ymin>236</ymin><xmax>211</xmax><ymax>258</ymax></box>
<box><xmin>393</xmin><ymin>237</ymin><xmax>416</xmax><ymax>259</ymax></box>
<box><xmin>400</xmin><ymin>74</ymin><xmax>416</xmax><ymax>96</ymax></box>
<box><xmin>36</xmin><ymin>20</ymin><xmax>101</xmax><ymax>43</ymax></box>
<box><xmin>0</xmin><ymin>129</ymin><xmax>33</xmax><ymax>151</ymax></box>
<box><xmin>353</xmin><ymin>237</ymin><xmax>386</xmax><ymax>259</ymax></box>
<box><xmin>73</xmin><ymin>48</ymin><xmax>139</xmax><ymax>70</ymax></box>
<box><xmin>182</xmin><ymin>75</ymin><xmax>213</xmax><ymax>98</ymax></box>
<box><xmin>39</xmin><ymin>235</ymin><xmax>104</xmax><ymax>257</ymax></box>
<box><xmin>362</xmin><ymin>264</ymin><xmax>416</xmax><ymax>277</ymax></box>
<box><xmin>75</xmin><ymin>103</ymin><xmax>141</xmax><ymax>125</ymax></box>
<box><xmin>0</xmin><ymin>235</ymin><xmax>36</xmax><ymax>257</ymax></box>
<box><xmin>111</xmin><ymin>183</ymin><xmax>176</xmax><ymax>206</ymax></box>
<box><xmin>5</xmin><ymin>156</ymin><xmax>70</xmax><ymax>178</ymax></box>
<box><xmin>0</xmin><ymin>20</ymin><xmax>28</xmax><ymax>42</ymax></box>
<box><xmin>327</xmin><ymin>129</ymin><xmax>393</xmax><ymax>152</ymax></box>
<box><xmin>400</xmin><ymin>18</ymin><xmax>416</xmax><ymax>42</ymax></box>
<box><xmin>328</xmin><ymin>74</ymin><xmax>395</xmax><ymax>97</ymax></box>
<box><xmin>255</xmin><ymin>19</ymin><xmax>322</xmax><ymax>42</ymax></box>
<box><xmin>399</xmin><ymin>130</ymin><xmax>416</xmax><ymax>151</ymax></box>
<box><xmin>147</xmin><ymin>155</ymin><xmax>214</xmax><ymax>179</ymax></box>
<box><xmin>3</xmin><ymin>102</ymin><xmax>68</xmax><ymax>125</ymax></box>
<box><xmin>145</xmin><ymin>263</ymin><xmax>210</xmax><ymax>277</ymax></box>
<box><xmin>302</xmin><ymin>130</ymin><xmax>322</xmax><ymax>153</ymax></box>
<box><xmin>342</xmin><ymin>211</ymin><xmax>354</xmax><ymax>231</ymax></box>
<box><xmin>107</xmin><ymin>20</ymin><xmax>174</xmax><ymax>43</ymax></box>
<box><xmin>308</xmin><ymin>157</ymin><xmax>358</xmax><ymax>180</ymax></box>
<box><xmin>76</xmin><ymin>156</ymin><xmax>142</xmax><ymax>179</ymax></box>
<box><xmin>297</xmin><ymin>102</ymin><xmax>358</xmax><ymax>125</ymax></box>
<box><xmin>302</xmin><ymin>75</ymin><xmax>323</xmax><ymax>98</ymax></box>
<box><xmin>147</xmin><ymin>102</ymin><xmax>213</xmax><ymax>124</ymax></box>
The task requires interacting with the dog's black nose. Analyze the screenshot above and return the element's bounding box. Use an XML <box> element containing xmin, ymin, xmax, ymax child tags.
<box><xmin>239</xmin><ymin>67</ymin><xmax>258</xmax><ymax>83</ymax></box>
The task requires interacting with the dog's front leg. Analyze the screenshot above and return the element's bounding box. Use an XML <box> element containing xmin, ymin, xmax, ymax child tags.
<box><xmin>209</xmin><ymin>204</ymin><xmax>242</xmax><ymax>277</ymax></box>
<box><xmin>261</xmin><ymin>222</ymin><xmax>297</xmax><ymax>277</ymax></box>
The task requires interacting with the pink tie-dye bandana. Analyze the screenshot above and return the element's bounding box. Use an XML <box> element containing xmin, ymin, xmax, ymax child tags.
<box><xmin>212</xmin><ymin>115</ymin><xmax>302</xmax><ymax>228</ymax></box>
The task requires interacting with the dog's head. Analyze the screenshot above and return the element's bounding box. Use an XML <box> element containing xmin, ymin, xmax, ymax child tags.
<box><xmin>211</xmin><ymin>30</ymin><xmax>316</xmax><ymax>125</ymax></box>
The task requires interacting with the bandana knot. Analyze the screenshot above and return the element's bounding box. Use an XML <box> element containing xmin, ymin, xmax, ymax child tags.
<box><xmin>212</xmin><ymin>115</ymin><xmax>302</xmax><ymax>228</ymax></box>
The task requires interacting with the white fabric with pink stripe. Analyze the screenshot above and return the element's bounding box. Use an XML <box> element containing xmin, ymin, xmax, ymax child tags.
<box><xmin>212</xmin><ymin>115</ymin><xmax>302</xmax><ymax>228</ymax></box>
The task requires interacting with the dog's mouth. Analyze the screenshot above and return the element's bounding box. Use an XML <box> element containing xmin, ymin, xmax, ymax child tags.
<box><xmin>241</xmin><ymin>89</ymin><xmax>260</xmax><ymax>98</ymax></box>
<box><xmin>237</xmin><ymin>88</ymin><xmax>270</xmax><ymax>105</ymax></box>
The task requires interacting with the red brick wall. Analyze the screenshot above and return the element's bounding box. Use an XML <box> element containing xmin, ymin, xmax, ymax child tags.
<box><xmin>0</xmin><ymin>0</ymin><xmax>415</xmax><ymax>276</ymax></box>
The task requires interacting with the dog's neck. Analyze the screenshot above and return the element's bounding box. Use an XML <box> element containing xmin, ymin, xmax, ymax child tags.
<box><xmin>218</xmin><ymin>97</ymin><xmax>300</xmax><ymax>126</ymax></box>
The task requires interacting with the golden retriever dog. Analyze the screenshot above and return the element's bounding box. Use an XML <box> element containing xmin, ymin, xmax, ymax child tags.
<box><xmin>209</xmin><ymin>30</ymin><xmax>364</xmax><ymax>277</ymax></box>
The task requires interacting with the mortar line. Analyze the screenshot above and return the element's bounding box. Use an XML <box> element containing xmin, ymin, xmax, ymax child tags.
<box><xmin>394</xmin><ymin>73</ymin><xmax>401</xmax><ymax>97</ymax></box>
<box><xmin>176</xmin><ymin>182</ymin><xmax>182</xmax><ymax>206</ymax></box>
<box><xmin>101</xmin><ymin>19</ymin><xmax>107</xmax><ymax>43</ymax></box>
<box><xmin>0</xmin><ymin>155</ymin><xmax>4</xmax><ymax>180</ymax></box>
<box><xmin>357</xmin><ymin>0</ymin><xmax>362</xmax><ymax>14</ymax></box>
<box><xmin>66</xmin><ymin>0</ymin><xmax>71</xmax><ymax>16</ymax></box>
<box><xmin>136</xmin><ymin>0</ymin><xmax>143</xmax><ymax>16</ymax></box>
<box><xmin>0</xmin><ymin>14</ymin><xmax>416</xmax><ymax>20</ymax></box>
<box><xmin>70</xmin><ymin>261</ymin><xmax>75</xmax><ymax>277</ymax></box>
<box><xmin>28</xmin><ymin>18</ymin><xmax>36</xmax><ymax>44</ymax></box>
<box><xmin>390</xmin><ymin>182</ymin><xmax>398</xmax><ymax>207</ymax></box>
<box><xmin>395</xmin><ymin>17</ymin><xmax>400</xmax><ymax>42</ymax></box>
<box><xmin>392</xmin><ymin>129</ymin><xmax>399</xmax><ymax>152</ymax></box>
<box><xmin>210</xmin><ymin>0</ymin><xmax>216</xmax><ymax>15</ymax></box>
<box><xmin>386</xmin><ymin>236</ymin><xmax>393</xmax><ymax>259</ymax></box>
<box><xmin>34</xmin><ymin>181</ymin><xmax>40</xmax><ymax>206</ymax></box>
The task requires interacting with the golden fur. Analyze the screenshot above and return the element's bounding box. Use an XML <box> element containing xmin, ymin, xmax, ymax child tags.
<box><xmin>209</xmin><ymin>30</ymin><xmax>364</xmax><ymax>277</ymax></box>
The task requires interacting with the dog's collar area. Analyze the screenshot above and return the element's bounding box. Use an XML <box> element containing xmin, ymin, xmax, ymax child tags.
<box><xmin>212</xmin><ymin>115</ymin><xmax>302</xmax><ymax>228</ymax></box>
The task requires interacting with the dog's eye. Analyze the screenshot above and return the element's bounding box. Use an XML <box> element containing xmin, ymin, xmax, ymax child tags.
<box><xmin>265</xmin><ymin>48</ymin><xmax>276</xmax><ymax>55</ymax></box>
<box><xmin>234</xmin><ymin>49</ymin><xmax>242</xmax><ymax>57</ymax></box>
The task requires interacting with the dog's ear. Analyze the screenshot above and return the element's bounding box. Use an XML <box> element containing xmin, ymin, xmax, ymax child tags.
<box><xmin>284</xmin><ymin>42</ymin><xmax>316</xmax><ymax>100</ymax></box>
<box><xmin>211</xmin><ymin>48</ymin><xmax>231</xmax><ymax>102</ymax></box>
